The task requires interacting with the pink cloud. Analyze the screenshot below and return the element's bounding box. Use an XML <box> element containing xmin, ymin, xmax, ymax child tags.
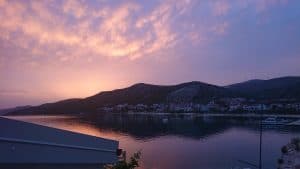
<box><xmin>62</xmin><ymin>0</ymin><xmax>87</xmax><ymax>18</ymax></box>
<box><xmin>211</xmin><ymin>22</ymin><xmax>229</xmax><ymax>35</ymax></box>
<box><xmin>211</xmin><ymin>0</ymin><xmax>230</xmax><ymax>16</ymax></box>
<box><xmin>0</xmin><ymin>0</ymin><xmax>195</xmax><ymax>61</ymax></box>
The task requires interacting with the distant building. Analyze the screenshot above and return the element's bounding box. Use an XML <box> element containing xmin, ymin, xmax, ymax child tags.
<box><xmin>135</xmin><ymin>104</ymin><xmax>148</xmax><ymax>111</ymax></box>
<box><xmin>100</xmin><ymin>107</ymin><xmax>114</xmax><ymax>113</ymax></box>
<box><xmin>229</xmin><ymin>105</ymin><xmax>241</xmax><ymax>111</ymax></box>
<box><xmin>243</xmin><ymin>104</ymin><xmax>267</xmax><ymax>112</ymax></box>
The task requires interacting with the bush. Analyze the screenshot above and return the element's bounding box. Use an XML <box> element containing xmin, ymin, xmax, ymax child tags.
<box><xmin>291</xmin><ymin>138</ymin><xmax>300</xmax><ymax>151</ymax></box>
<box><xmin>291</xmin><ymin>138</ymin><xmax>300</xmax><ymax>145</ymax></box>
<box><xmin>105</xmin><ymin>151</ymin><xmax>141</xmax><ymax>169</ymax></box>
<box><xmin>277</xmin><ymin>158</ymin><xmax>284</xmax><ymax>164</ymax></box>
<box><xmin>281</xmin><ymin>146</ymin><xmax>288</xmax><ymax>154</ymax></box>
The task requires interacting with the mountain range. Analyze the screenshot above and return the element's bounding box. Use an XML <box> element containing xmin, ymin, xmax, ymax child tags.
<box><xmin>7</xmin><ymin>76</ymin><xmax>300</xmax><ymax>115</ymax></box>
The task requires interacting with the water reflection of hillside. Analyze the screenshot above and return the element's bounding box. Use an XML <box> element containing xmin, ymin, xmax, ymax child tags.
<box><xmin>81</xmin><ymin>114</ymin><xmax>300</xmax><ymax>140</ymax></box>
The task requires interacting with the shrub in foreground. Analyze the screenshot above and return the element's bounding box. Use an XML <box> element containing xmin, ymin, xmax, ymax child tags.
<box><xmin>105</xmin><ymin>151</ymin><xmax>141</xmax><ymax>169</ymax></box>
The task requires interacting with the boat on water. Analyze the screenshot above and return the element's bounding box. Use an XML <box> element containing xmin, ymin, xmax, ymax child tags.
<box><xmin>162</xmin><ymin>118</ymin><xmax>168</xmax><ymax>123</ymax></box>
<box><xmin>261</xmin><ymin>117</ymin><xmax>290</xmax><ymax>125</ymax></box>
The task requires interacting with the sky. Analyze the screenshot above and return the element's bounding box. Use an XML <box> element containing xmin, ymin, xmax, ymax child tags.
<box><xmin>0</xmin><ymin>0</ymin><xmax>300</xmax><ymax>108</ymax></box>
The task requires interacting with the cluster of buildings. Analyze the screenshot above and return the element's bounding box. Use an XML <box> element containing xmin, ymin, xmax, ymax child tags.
<box><xmin>99</xmin><ymin>98</ymin><xmax>300</xmax><ymax>113</ymax></box>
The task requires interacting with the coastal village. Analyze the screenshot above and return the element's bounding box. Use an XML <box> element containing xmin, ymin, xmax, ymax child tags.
<box><xmin>99</xmin><ymin>98</ymin><xmax>300</xmax><ymax>113</ymax></box>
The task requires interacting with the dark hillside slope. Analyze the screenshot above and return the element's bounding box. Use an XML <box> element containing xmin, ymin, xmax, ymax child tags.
<box><xmin>10</xmin><ymin>82</ymin><xmax>232</xmax><ymax>114</ymax></box>
<box><xmin>226</xmin><ymin>76</ymin><xmax>300</xmax><ymax>99</ymax></box>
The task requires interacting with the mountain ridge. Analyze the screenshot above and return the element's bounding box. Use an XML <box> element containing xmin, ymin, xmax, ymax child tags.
<box><xmin>7</xmin><ymin>76</ymin><xmax>300</xmax><ymax>115</ymax></box>
<box><xmin>226</xmin><ymin>76</ymin><xmax>300</xmax><ymax>99</ymax></box>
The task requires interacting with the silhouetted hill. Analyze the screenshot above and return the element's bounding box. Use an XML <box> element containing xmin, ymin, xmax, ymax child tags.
<box><xmin>10</xmin><ymin>82</ymin><xmax>233</xmax><ymax>114</ymax></box>
<box><xmin>0</xmin><ymin>106</ymin><xmax>31</xmax><ymax>115</ymax></box>
<box><xmin>226</xmin><ymin>76</ymin><xmax>300</xmax><ymax>99</ymax></box>
<box><xmin>8</xmin><ymin>76</ymin><xmax>300</xmax><ymax>115</ymax></box>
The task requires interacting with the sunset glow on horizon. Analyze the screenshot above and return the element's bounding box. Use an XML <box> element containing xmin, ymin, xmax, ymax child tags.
<box><xmin>1</xmin><ymin>0</ymin><xmax>300</xmax><ymax>108</ymax></box>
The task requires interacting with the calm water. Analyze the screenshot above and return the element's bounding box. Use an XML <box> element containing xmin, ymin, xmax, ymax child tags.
<box><xmin>7</xmin><ymin>114</ymin><xmax>300</xmax><ymax>169</ymax></box>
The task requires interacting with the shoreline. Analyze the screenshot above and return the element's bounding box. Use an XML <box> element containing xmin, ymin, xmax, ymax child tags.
<box><xmin>121</xmin><ymin>112</ymin><xmax>300</xmax><ymax>118</ymax></box>
<box><xmin>3</xmin><ymin>112</ymin><xmax>300</xmax><ymax>118</ymax></box>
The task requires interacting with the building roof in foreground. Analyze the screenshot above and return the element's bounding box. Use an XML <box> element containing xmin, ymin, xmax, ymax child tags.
<box><xmin>0</xmin><ymin>117</ymin><xmax>118</xmax><ymax>164</ymax></box>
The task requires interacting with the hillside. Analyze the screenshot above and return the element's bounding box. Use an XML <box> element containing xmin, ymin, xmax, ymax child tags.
<box><xmin>9</xmin><ymin>82</ymin><xmax>233</xmax><ymax>114</ymax></box>
<box><xmin>8</xmin><ymin>76</ymin><xmax>300</xmax><ymax>115</ymax></box>
<box><xmin>0</xmin><ymin>106</ymin><xmax>31</xmax><ymax>115</ymax></box>
<box><xmin>226</xmin><ymin>76</ymin><xmax>300</xmax><ymax>99</ymax></box>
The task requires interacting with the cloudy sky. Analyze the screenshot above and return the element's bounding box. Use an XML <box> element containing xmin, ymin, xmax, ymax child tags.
<box><xmin>0</xmin><ymin>0</ymin><xmax>300</xmax><ymax>108</ymax></box>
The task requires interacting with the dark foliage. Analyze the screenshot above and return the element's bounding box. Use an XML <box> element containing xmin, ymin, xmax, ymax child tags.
<box><xmin>105</xmin><ymin>151</ymin><xmax>141</xmax><ymax>169</ymax></box>
<box><xmin>281</xmin><ymin>146</ymin><xmax>288</xmax><ymax>154</ymax></box>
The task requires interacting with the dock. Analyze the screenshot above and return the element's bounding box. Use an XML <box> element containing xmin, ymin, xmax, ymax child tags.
<box><xmin>0</xmin><ymin>117</ymin><xmax>119</xmax><ymax>168</ymax></box>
